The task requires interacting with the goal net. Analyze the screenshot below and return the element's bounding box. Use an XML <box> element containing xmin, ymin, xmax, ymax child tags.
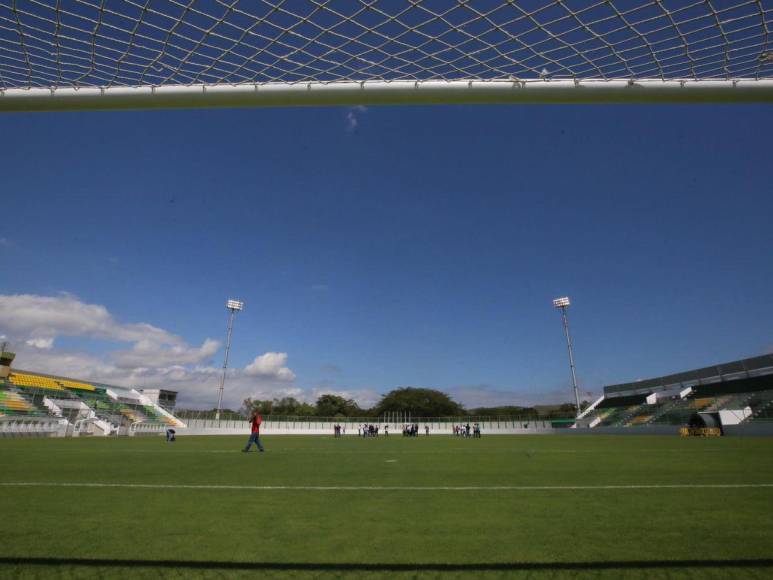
<box><xmin>1</xmin><ymin>0</ymin><xmax>772</xmax><ymax>111</ymax></box>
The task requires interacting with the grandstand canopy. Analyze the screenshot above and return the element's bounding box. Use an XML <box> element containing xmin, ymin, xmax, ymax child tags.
<box><xmin>604</xmin><ymin>354</ymin><xmax>773</xmax><ymax>397</ymax></box>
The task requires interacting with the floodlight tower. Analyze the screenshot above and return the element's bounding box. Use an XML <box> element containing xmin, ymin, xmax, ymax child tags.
<box><xmin>215</xmin><ymin>299</ymin><xmax>244</xmax><ymax>421</ymax></box>
<box><xmin>553</xmin><ymin>296</ymin><xmax>581</xmax><ymax>418</ymax></box>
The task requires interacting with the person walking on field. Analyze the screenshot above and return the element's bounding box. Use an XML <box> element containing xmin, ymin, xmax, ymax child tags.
<box><xmin>242</xmin><ymin>410</ymin><xmax>265</xmax><ymax>453</ymax></box>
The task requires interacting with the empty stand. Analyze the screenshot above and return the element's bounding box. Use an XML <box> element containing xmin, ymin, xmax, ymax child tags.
<box><xmin>9</xmin><ymin>373</ymin><xmax>65</xmax><ymax>392</ymax></box>
<box><xmin>2</xmin><ymin>368</ymin><xmax>184</xmax><ymax>437</ymax></box>
<box><xmin>0</xmin><ymin>386</ymin><xmax>41</xmax><ymax>416</ymax></box>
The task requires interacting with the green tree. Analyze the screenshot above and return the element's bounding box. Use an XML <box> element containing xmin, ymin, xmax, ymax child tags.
<box><xmin>272</xmin><ymin>397</ymin><xmax>302</xmax><ymax>415</ymax></box>
<box><xmin>467</xmin><ymin>405</ymin><xmax>538</xmax><ymax>418</ymax></box>
<box><xmin>242</xmin><ymin>396</ymin><xmax>318</xmax><ymax>416</ymax></box>
<box><xmin>241</xmin><ymin>398</ymin><xmax>274</xmax><ymax>415</ymax></box>
<box><xmin>295</xmin><ymin>402</ymin><xmax>317</xmax><ymax>417</ymax></box>
<box><xmin>315</xmin><ymin>394</ymin><xmax>362</xmax><ymax>417</ymax></box>
<box><xmin>373</xmin><ymin>387</ymin><xmax>464</xmax><ymax>417</ymax></box>
<box><xmin>543</xmin><ymin>403</ymin><xmax>577</xmax><ymax>419</ymax></box>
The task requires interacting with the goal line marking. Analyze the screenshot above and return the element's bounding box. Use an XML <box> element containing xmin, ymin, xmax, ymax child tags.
<box><xmin>1</xmin><ymin>482</ymin><xmax>771</xmax><ymax>492</ymax></box>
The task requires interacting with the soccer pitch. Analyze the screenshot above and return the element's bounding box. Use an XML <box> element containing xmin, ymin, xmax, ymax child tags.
<box><xmin>1</xmin><ymin>435</ymin><xmax>772</xmax><ymax>579</ymax></box>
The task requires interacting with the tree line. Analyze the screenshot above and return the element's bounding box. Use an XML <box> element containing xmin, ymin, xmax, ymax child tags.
<box><xmin>237</xmin><ymin>387</ymin><xmax>585</xmax><ymax>419</ymax></box>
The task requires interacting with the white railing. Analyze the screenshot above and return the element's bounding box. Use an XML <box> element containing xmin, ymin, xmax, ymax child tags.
<box><xmin>0</xmin><ymin>417</ymin><xmax>67</xmax><ymax>437</ymax></box>
<box><xmin>177</xmin><ymin>418</ymin><xmax>557</xmax><ymax>436</ymax></box>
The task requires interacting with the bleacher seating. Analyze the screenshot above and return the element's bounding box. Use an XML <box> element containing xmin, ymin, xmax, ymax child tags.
<box><xmin>57</xmin><ymin>378</ymin><xmax>96</xmax><ymax>392</ymax></box>
<box><xmin>590</xmin><ymin>386</ymin><xmax>773</xmax><ymax>429</ymax></box>
<box><xmin>589</xmin><ymin>355</ymin><xmax>773</xmax><ymax>429</ymax></box>
<box><xmin>748</xmin><ymin>391</ymin><xmax>773</xmax><ymax>421</ymax></box>
<box><xmin>586</xmin><ymin>355</ymin><xmax>773</xmax><ymax>430</ymax></box>
<box><xmin>650</xmin><ymin>403</ymin><xmax>695</xmax><ymax>426</ymax></box>
<box><xmin>590</xmin><ymin>394</ymin><xmax>649</xmax><ymax>427</ymax></box>
<box><xmin>628</xmin><ymin>415</ymin><xmax>653</xmax><ymax>426</ymax></box>
<box><xmin>0</xmin><ymin>386</ymin><xmax>41</xmax><ymax>417</ymax></box>
<box><xmin>9</xmin><ymin>372</ymin><xmax>65</xmax><ymax>392</ymax></box>
<box><xmin>1</xmin><ymin>369</ymin><xmax>183</xmax><ymax>436</ymax></box>
<box><xmin>601</xmin><ymin>405</ymin><xmax>645</xmax><ymax>426</ymax></box>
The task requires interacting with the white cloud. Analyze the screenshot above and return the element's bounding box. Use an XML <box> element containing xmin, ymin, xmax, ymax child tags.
<box><xmin>244</xmin><ymin>352</ymin><xmax>296</xmax><ymax>381</ymax></box>
<box><xmin>345</xmin><ymin>105</ymin><xmax>367</xmax><ymax>132</ymax></box>
<box><xmin>0</xmin><ymin>293</ymin><xmax>219</xmax><ymax>372</ymax></box>
<box><xmin>0</xmin><ymin>294</ymin><xmax>181</xmax><ymax>345</ymax></box>
<box><xmin>1</xmin><ymin>293</ymin><xmax>468</xmax><ymax>413</ymax></box>
<box><xmin>10</xmin><ymin>345</ymin><xmax>331</xmax><ymax>410</ymax></box>
<box><xmin>310</xmin><ymin>386</ymin><xmax>380</xmax><ymax>409</ymax></box>
<box><xmin>25</xmin><ymin>337</ymin><xmax>54</xmax><ymax>350</ymax></box>
<box><xmin>111</xmin><ymin>338</ymin><xmax>220</xmax><ymax>369</ymax></box>
<box><xmin>0</xmin><ymin>293</ymin><xmax>303</xmax><ymax>409</ymax></box>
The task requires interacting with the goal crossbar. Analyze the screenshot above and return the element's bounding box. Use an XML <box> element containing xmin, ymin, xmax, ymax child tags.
<box><xmin>2</xmin><ymin>79</ymin><xmax>773</xmax><ymax>112</ymax></box>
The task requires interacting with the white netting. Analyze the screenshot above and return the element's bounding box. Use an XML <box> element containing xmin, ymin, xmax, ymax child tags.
<box><xmin>1</xmin><ymin>0</ymin><xmax>772</xmax><ymax>90</ymax></box>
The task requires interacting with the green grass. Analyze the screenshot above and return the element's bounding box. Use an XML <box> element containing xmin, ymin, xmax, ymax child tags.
<box><xmin>1</xmin><ymin>434</ymin><xmax>772</xmax><ymax>579</ymax></box>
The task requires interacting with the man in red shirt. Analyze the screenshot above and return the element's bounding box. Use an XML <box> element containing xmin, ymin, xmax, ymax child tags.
<box><xmin>242</xmin><ymin>410</ymin><xmax>265</xmax><ymax>453</ymax></box>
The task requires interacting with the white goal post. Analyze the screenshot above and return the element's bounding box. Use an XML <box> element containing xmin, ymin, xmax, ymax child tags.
<box><xmin>1</xmin><ymin>0</ymin><xmax>772</xmax><ymax>112</ymax></box>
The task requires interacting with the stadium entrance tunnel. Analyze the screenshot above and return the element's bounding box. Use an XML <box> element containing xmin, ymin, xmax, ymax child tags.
<box><xmin>692</xmin><ymin>412</ymin><xmax>722</xmax><ymax>431</ymax></box>
<box><xmin>680</xmin><ymin>412</ymin><xmax>724</xmax><ymax>437</ymax></box>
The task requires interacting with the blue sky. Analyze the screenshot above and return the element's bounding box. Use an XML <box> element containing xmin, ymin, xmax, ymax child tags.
<box><xmin>1</xmin><ymin>103</ymin><xmax>771</xmax><ymax>409</ymax></box>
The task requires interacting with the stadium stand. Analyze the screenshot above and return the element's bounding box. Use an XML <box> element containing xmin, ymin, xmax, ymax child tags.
<box><xmin>752</xmin><ymin>394</ymin><xmax>773</xmax><ymax>421</ymax></box>
<box><xmin>0</xmin><ymin>365</ymin><xmax>185</xmax><ymax>437</ymax></box>
<box><xmin>585</xmin><ymin>355</ymin><xmax>773</xmax><ymax>430</ymax></box>
<box><xmin>0</xmin><ymin>385</ymin><xmax>40</xmax><ymax>416</ymax></box>
<box><xmin>9</xmin><ymin>372</ymin><xmax>65</xmax><ymax>392</ymax></box>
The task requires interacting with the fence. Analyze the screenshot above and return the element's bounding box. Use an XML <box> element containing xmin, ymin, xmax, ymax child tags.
<box><xmin>174</xmin><ymin>410</ymin><xmax>572</xmax><ymax>425</ymax></box>
<box><xmin>176</xmin><ymin>416</ymin><xmax>559</xmax><ymax>436</ymax></box>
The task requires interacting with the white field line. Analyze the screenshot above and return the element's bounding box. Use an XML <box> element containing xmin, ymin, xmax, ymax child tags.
<box><xmin>25</xmin><ymin>448</ymin><xmax>748</xmax><ymax>455</ymax></box>
<box><xmin>0</xmin><ymin>482</ymin><xmax>771</xmax><ymax>492</ymax></box>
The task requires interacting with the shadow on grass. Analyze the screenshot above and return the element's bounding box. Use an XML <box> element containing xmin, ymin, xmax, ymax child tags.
<box><xmin>1</xmin><ymin>558</ymin><xmax>772</xmax><ymax>571</ymax></box>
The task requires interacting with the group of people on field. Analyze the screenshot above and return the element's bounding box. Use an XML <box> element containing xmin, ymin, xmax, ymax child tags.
<box><xmin>358</xmin><ymin>424</ymin><xmax>381</xmax><ymax>437</ymax></box>
<box><xmin>237</xmin><ymin>412</ymin><xmax>482</xmax><ymax>453</ymax></box>
<box><xmin>402</xmin><ymin>424</ymin><xmax>430</xmax><ymax>436</ymax></box>
<box><xmin>453</xmin><ymin>423</ymin><xmax>482</xmax><ymax>438</ymax></box>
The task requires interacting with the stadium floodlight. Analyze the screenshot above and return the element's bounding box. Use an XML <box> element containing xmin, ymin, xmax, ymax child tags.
<box><xmin>0</xmin><ymin>1</ymin><xmax>772</xmax><ymax>113</ymax></box>
<box><xmin>215</xmin><ymin>299</ymin><xmax>244</xmax><ymax>421</ymax></box>
<box><xmin>553</xmin><ymin>296</ymin><xmax>581</xmax><ymax>419</ymax></box>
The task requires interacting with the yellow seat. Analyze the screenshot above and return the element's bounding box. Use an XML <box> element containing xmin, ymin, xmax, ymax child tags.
<box><xmin>689</xmin><ymin>398</ymin><xmax>712</xmax><ymax>409</ymax></box>
<box><xmin>58</xmin><ymin>379</ymin><xmax>96</xmax><ymax>391</ymax></box>
<box><xmin>9</xmin><ymin>373</ymin><xmax>64</xmax><ymax>391</ymax></box>
<box><xmin>629</xmin><ymin>415</ymin><xmax>653</xmax><ymax>425</ymax></box>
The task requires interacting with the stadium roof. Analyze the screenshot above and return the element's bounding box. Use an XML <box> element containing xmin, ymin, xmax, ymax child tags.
<box><xmin>604</xmin><ymin>353</ymin><xmax>773</xmax><ymax>397</ymax></box>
